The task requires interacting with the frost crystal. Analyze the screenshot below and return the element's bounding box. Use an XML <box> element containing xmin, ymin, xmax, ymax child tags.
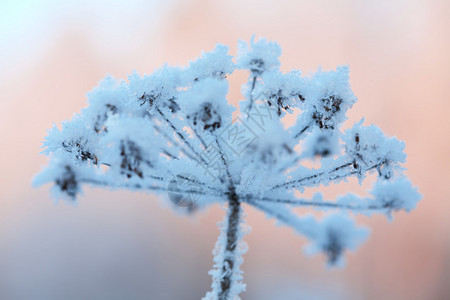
<box><xmin>35</xmin><ymin>37</ymin><xmax>421</xmax><ymax>300</ymax></box>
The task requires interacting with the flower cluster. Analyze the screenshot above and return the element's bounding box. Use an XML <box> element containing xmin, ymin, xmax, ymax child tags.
<box><xmin>35</xmin><ymin>37</ymin><xmax>420</xmax><ymax>300</ymax></box>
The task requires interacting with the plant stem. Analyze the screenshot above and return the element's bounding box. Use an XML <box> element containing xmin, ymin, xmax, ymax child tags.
<box><xmin>218</xmin><ymin>186</ymin><xmax>241</xmax><ymax>300</ymax></box>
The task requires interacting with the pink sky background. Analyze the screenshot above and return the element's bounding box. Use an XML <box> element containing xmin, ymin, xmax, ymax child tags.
<box><xmin>0</xmin><ymin>0</ymin><xmax>449</xmax><ymax>299</ymax></box>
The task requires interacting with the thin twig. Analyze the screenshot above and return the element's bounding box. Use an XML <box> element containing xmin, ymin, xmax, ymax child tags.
<box><xmin>175</xmin><ymin>173</ymin><xmax>224</xmax><ymax>194</ymax></box>
<box><xmin>245</xmin><ymin>198</ymin><xmax>304</xmax><ymax>231</ymax></box>
<box><xmin>293</xmin><ymin>123</ymin><xmax>311</xmax><ymax>139</ymax></box>
<box><xmin>80</xmin><ymin>177</ymin><xmax>224</xmax><ymax>197</ymax></box>
<box><xmin>192</xmin><ymin>126</ymin><xmax>209</xmax><ymax>149</ymax></box>
<box><xmin>244</xmin><ymin>195</ymin><xmax>383</xmax><ymax>211</ymax></box>
<box><xmin>246</xmin><ymin>75</ymin><xmax>258</xmax><ymax>117</ymax></box>
<box><xmin>156</xmin><ymin>106</ymin><xmax>208</xmax><ymax>165</ymax></box>
<box><xmin>153</xmin><ymin>124</ymin><xmax>197</xmax><ymax>161</ymax></box>
<box><xmin>215</xmin><ymin>137</ymin><xmax>234</xmax><ymax>186</ymax></box>
<box><xmin>270</xmin><ymin>162</ymin><xmax>354</xmax><ymax>191</ymax></box>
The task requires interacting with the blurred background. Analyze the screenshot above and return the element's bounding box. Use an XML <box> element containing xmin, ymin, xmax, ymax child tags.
<box><xmin>1</xmin><ymin>0</ymin><xmax>449</xmax><ymax>299</ymax></box>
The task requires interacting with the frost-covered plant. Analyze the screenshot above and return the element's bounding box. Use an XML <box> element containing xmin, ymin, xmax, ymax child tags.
<box><xmin>35</xmin><ymin>37</ymin><xmax>421</xmax><ymax>300</ymax></box>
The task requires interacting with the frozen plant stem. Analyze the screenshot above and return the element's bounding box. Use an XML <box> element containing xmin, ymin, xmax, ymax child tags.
<box><xmin>219</xmin><ymin>187</ymin><xmax>241</xmax><ymax>300</ymax></box>
<box><xmin>35</xmin><ymin>37</ymin><xmax>421</xmax><ymax>300</ymax></box>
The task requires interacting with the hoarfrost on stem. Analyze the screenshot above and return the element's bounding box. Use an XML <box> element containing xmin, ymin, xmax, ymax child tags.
<box><xmin>34</xmin><ymin>37</ymin><xmax>421</xmax><ymax>300</ymax></box>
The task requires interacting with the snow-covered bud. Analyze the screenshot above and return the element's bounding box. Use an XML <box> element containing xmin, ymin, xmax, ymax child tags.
<box><xmin>61</xmin><ymin>137</ymin><xmax>97</xmax><ymax>163</ymax></box>
<box><xmin>186</xmin><ymin>44</ymin><xmax>235</xmax><ymax>82</ymax></box>
<box><xmin>193</xmin><ymin>102</ymin><xmax>222</xmax><ymax>132</ymax></box>
<box><xmin>293</xmin><ymin>66</ymin><xmax>356</xmax><ymax>137</ymax></box>
<box><xmin>256</xmin><ymin>71</ymin><xmax>305</xmax><ymax>116</ymax></box>
<box><xmin>179</xmin><ymin>78</ymin><xmax>234</xmax><ymax>133</ymax></box>
<box><xmin>129</xmin><ymin>66</ymin><xmax>182</xmax><ymax>114</ymax></box>
<box><xmin>92</xmin><ymin>103</ymin><xmax>118</xmax><ymax>133</ymax></box>
<box><xmin>118</xmin><ymin>140</ymin><xmax>146</xmax><ymax>178</ymax></box>
<box><xmin>82</xmin><ymin>75</ymin><xmax>147</xmax><ymax>131</ymax></box>
<box><xmin>305</xmin><ymin>214</ymin><xmax>369</xmax><ymax>267</ymax></box>
<box><xmin>236</xmin><ymin>36</ymin><xmax>281</xmax><ymax>75</ymax></box>
<box><xmin>54</xmin><ymin>165</ymin><xmax>79</xmax><ymax>199</ymax></box>
<box><xmin>43</xmin><ymin>118</ymin><xmax>98</xmax><ymax>164</ymax></box>
<box><xmin>343</xmin><ymin>120</ymin><xmax>406</xmax><ymax>178</ymax></box>
<box><xmin>371</xmin><ymin>177</ymin><xmax>421</xmax><ymax>216</ymax></box>
<box><xmin>100</xmin><ymin>116</ymin><xmax>161</xmax><ymax>179</ymax></box>
<box><xmin>139</xmin><ymin>92</ymin><xmax>180</xmax><ymax>114</ymax></box>
<box><xmin>244</xmin><ymin>119</ymin><xmax>293</xmax><ymax>166</ymax></box>
<box><xmin>311</xmin><ymin>95</ymin><xmax>344</xmax><ymax>130</ymax></box>
<box><xmin>303</xmin><ymin>128</ymin><xmax>340</xmax><ymax>158</ymax></box>
<box><xmin>33</xmin><ymin>155</ymin><xmax>86</xmax><ymax>201</ymax></box>
<box><xmin>308</xmin><ymin>67</ymin><xmax>355</xmax><ymax>129</ymax></box>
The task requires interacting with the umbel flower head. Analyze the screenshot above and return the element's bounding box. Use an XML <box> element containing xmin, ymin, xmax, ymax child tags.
<box><xmin>34</xmin><ymin>37</ymin><xmax>421</xmax><ymax>300</ymax></box>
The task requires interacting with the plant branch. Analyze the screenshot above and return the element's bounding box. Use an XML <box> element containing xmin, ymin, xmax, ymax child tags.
<box><xmin>192</xmin><ymin>126</ymin><xmax>208</xmax><ymax>149</ymax></box>
<box><xmin>245</xmin><ymin>198</ymin><xmax>312</xmax><ymax>236</ymax></box>
<box><xmin>79</xmin><ymin>177</ymin><xmax>224</xmax><ymax>197</ymax></box>
<box><xmin>153</xmin><ymin>124</ymin><xmax>198</xmax><ymax>162</ymax></box>
<box><xmin>244</xmin><ymin>195</ymin><xmax>383</xmax><ymax>211</ymax></box>
<box><xmin>246</xmin><ymin>75</ymin><xmax>258</xmax><ymax>116</ymax></box>
<box><xmin>293</xmin><ymin>123</ymin><xmax>311</xmax><ymax>139</ymax></box>
<box><xmin>156</xmin><ymin>106</ymin><xmax>208</xmax><ymax>165</ymax></box>
<box><xmin>174</xmin><ymin>173</ymin><xmax>224</xmax><ymax>194</ymax></box>
<box><xmin>270</xmin><ymin>162</ymin><xmax>354</xmax><ymax>191</ymax></box>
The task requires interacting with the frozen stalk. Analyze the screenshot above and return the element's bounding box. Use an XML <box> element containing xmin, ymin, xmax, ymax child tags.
<box><xmin>204</xmin><ymin>187</ymin><xmax>247</xmax><ymax>300</ymax></box>
<box><xmin>220</xmin><ymin>190</ymin><xmax>241</xmax><ymax>299</ymax></box>
<box><xmin>35</xmin><ymin>37</ymin><xmax>421</xmax><ymax>299</ymax></box>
